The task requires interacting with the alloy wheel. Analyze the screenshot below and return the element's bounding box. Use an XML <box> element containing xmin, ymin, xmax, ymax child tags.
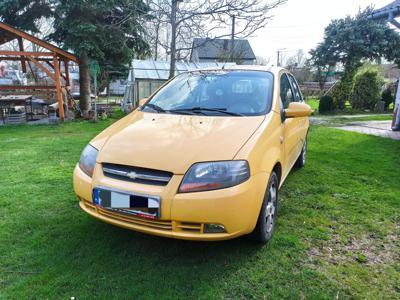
<box><xmin>265</xmin><ymin>182</ymin><xmax>277</xmax><ymax>233</ymax></box>
<box><xmin>302</xmin><ymin>140</ymin><xmax>307</xmax><ymax>164</ymax></box>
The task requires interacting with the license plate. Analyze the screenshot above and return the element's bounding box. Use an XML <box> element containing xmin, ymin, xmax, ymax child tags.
<box><xmin>92</xmin><ymin>187</ymin><xmax>161</xmax><ymax>219</ymax></box>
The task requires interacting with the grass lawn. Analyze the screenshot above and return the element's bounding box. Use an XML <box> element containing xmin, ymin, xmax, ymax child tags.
<box><xmin>1</xmin><ymin>117</ymin><xmax>399</xmax><ymax>299</ymax></box>
<box><xmin>306</xmin><ymin>97</ymin><xmax>320</xmax><ymax>112</ymax></box>
<box><xmin>312</xmin><ymin>114</ymin><xmax>394</xmax><ymax>127</ymax></box>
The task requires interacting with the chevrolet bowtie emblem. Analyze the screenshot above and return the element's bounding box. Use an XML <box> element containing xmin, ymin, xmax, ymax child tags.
<box><xmin>127</xmin><ymin>171</ymin><xmax>138</xmax><ymax>179</ymax></box>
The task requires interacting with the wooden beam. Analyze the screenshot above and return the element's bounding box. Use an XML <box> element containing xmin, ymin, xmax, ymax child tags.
<box><xmin>53</xmin><ymin>54</ymin><xmax>65</xmax><ymax>121</ymax></box>
<box><xmin>0</xmin><ymin>22</ymin><xmax>78</xmax><ymax>63</ymax></box>
<box><xmin>64</xmin><ymin>61</ymin><xmax>72</xmax><ymax>108</ymax></box>
<box><xmin>0</xmin><ymin>51</ymin><xmax>55</xmax><ymax>57</ymax></box>
<box><xmin>45</xmin><ymin>61</ymin><xmax>68</xmax><ymax>83</ymax></box>
<box><xmin>0</xmin><ymin>32</ymin><xmax>16</xmax><ymax>46</ymax></box>
<box><xmin>27</xmin><ymin>61</ymin><xmax>38</xmax><ymax>82</ymax></box>
<box><xmin>0</xmin><ymin>85</ymin><xmax>56</xmax><ymax>90</ymax></box>
<box><xmin>0</xmin><ymin>56</ymin><xmax>53</xmax><ymax>62</ymax></box>
<box><xmin>64</xmin><ymin>60</ymin><xmax>70</xmax><ymax>87</ymax></box>
<box><xmin>0</xmin><ymin>91</ymin><xmax>53</xmax><ymax>96</ymax></box>
<box><xmin>17</xmin><ymin>37</ymin><xmax>27</xmax><ymax>73</ymax></box>
<box><xmin>26</xmin><ymin>55</ymin><xmax>56</xmax><ymax>81</ymax></box>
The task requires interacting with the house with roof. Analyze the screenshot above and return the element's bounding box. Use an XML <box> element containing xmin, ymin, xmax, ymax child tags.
<box><xmin>369</xmin><ymin>0</ymin><xmax>400</xmax><ymax>28</ymax></box>
<box><xmin>190</xmin><ymin>38</ymin><xmax>256</xmax><ymax>65</ymax></box>
<box><xmin>369</xmin><ymin>1</ymin><xmax>400</xmax><ymax>130</ymax></box>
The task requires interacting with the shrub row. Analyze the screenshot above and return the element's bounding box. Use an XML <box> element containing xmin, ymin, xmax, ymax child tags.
<box><xmin>319</xmin><ymin>64</ymin><xmax>393</xmax><ymax>113</ymax></box>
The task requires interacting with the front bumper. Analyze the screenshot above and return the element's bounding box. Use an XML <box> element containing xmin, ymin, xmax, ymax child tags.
<box><xmin>73</xmin><ymin>164</ymin><xmax>269</xmax><ymax>241</ymax></box>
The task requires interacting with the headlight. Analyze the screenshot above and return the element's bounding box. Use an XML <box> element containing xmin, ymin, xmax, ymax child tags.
<box><xmin>78</xmin><ymin>144</ymin><xmax>99</xmax><ymax>177</ymax></box>
<box><xmin>178</xmin><ymin>161</ymin><xmax>250</xmax><ymax>193</ymax></box>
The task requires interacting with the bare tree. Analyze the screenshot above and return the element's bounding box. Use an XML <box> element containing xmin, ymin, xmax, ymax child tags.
<box><xmin>146</xmin><ymin>0</ymin><xmax>287</xmax><ymax>78</ymax></box>
<box><xmin>255</xmin><ymin>56</ymin><xmax>270</xmax><ymax>66</ymax></box>
<box><xmin>284</xmin><ymin>49</ymin><xmax>307</xmax><ymax>70</ymax></box>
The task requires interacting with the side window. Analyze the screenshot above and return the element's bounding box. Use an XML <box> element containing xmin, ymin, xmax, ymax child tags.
<box><xmin>288</xmin><ymin>74</ymin><xmax>303</xmax><ymax>102</ymax></box>
<box><xmin>280</xmin><ymin>74</ymin><xmax>295</xmax><ymax>109</ymax></box>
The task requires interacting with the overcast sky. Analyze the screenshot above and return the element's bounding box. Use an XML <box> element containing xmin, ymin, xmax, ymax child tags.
<box><xmin>249</xmin><ymin>0</ymin><xmax>390</xmax><ymax>65</ymax></box>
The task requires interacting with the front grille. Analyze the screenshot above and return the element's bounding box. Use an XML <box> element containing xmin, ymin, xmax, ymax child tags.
<box><xmin>98</xmin><ymin>207</ymin><xmax>173</xmax><ymax>231</ymax></box>
<box><xmin>177</xmin><ymin>222</ymin><xmax>202</xmax><ymax>233</ymax></box>
<box><xmin>84</xmin><ymin>201</ymin><xmax>173</xmax><ymax>231</ymax></box>
<box><xmin>102</xmin><ymin>163</ymin><xmax>173</xmax><ymax>186</ymax></box>
<box><xmin>82</xmin><ymin>201</ymin><xmax>203</xmax><ymax>233</ymax></box>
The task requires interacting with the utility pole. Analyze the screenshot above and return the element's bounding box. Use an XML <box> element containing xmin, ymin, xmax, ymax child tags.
<box><xmin>277</xmin><ymin>50</ymin><xmax>280</xmax><ymax>67</ymax></box>
<box><xmin>277</xmin><ymin>48</ymin><xmax>286</xmax><ymax>67</ymax></box>
<box><xmin>230</xmin><ymin>15</ymin><xmax>236</xmax><ymax>62</ymax></box>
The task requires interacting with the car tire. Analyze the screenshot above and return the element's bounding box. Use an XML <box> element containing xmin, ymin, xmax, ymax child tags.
<box><xmin>295</xmin><ymin>138</ymin><xmax>307</xmax><ymax>168</ymax></box>
<box><xmin>252</xmin><ymin>171</ymin><xmax>279</xmax><ymax>244</ymax></box>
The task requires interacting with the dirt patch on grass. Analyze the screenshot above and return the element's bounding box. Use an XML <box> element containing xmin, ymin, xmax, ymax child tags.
<box><xmin>308</xmin><ymin>228</ymin><xmax>400</xmax><ymax>266</ymax></box>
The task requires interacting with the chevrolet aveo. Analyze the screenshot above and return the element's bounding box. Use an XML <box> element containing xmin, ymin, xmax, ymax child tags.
<box><xmin>73</xmin><ymin>67</ymin><xmax>311</xmax><ymax>243</ymax></box>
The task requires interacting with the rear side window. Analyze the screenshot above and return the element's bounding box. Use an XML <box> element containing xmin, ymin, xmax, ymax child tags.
<box><xmin>280</xmin><ymin>74</ymin><xmax>294</xmax><ymax>109</ymax></box>
<box><xmin>288</xmin><ymin>74</ymin><xmax>303</xmax><ymax>102</ymax></box>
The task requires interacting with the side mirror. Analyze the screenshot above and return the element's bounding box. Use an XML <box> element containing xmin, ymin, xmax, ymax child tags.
<box><xmin>138</xmin><ymin>98</ymin><xmax>148</xmax><ymax>107</ymax></box>
<box><xmin>284</xmin><ymin>102</ymin><xmax>312</xmax><ymax>118</ymax></box>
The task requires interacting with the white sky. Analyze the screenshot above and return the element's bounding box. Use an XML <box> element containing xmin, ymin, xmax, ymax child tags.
<box><xmin>249</xmin><ymin>0</ymin><xmax>390</xmax><ymax>64</ymax></box>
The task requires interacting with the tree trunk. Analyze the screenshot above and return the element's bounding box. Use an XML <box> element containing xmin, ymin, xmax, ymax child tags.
<box><xmin>230</xmin><ymin>15</ymin><xmax>235</xmax><ymax>62</ymax></box>
<box><xmin>154</xmin><ymin>21</ymin><xmax>160</xmax><ymax>61</ymax></box>
<box><xmin>169</xmin><ymin>0</ymin><xmax>178</xmax><ymax>79</ymax></box>
<box><xmin>79</xmin><ymin>51</ymin><xmax>91</xmax><ymax>116</ymax></box>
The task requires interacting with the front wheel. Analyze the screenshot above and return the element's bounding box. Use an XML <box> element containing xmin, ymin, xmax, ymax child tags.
<box><xmin>252</xmin><ymin>172</ymin><xmax>279</xmax><ymax>244</ymax></box>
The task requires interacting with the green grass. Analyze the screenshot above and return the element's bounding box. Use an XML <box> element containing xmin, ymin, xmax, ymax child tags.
<box><xmin>306</xmin><ymin>97</ymin><xmax>320</xmax><ymax>112</ymax></box>
<box><xmin>1</xmin><ymin>119</ymin><xmax>399</xmax><ymax>299</ymax></box>
<box><xmin>98</xmin><ymin>95</ymin><xmax>124</xmax><ymax>105</ymax></box>
<box><xmin>312</xmin><ymin>114</ymin><xmax>394</xmax><ymax>126</ymax></box>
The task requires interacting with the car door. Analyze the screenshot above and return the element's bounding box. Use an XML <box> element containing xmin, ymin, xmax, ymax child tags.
<box><xmin>280</xmin><ymin>73</ymin><xmax>300</xmax><ymax>175</ymax></box>
<box><xmin>287</xmin><ymin>73</ymin><xmax>309</xmax><ymax>148</ymax></box>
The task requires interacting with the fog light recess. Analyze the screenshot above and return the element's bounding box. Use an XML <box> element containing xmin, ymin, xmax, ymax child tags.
<box><xmin>204</xmin><ymin>224</ymin><xmax>226</xmax><ymax>233</ymax></box>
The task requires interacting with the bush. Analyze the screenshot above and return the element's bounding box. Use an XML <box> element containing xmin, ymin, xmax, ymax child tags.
<box><xmin>319</xmin><ymin>95</ymin><xmax>334</xmax><ymax>114</ymax></box>
<box><xmin>329</xmin><ymin>69</ymin><xmax>356</xmax><ymax>110</ymax></box>
<box><xmin>381</xmin><ymin>88</ymin><xmax>394</xmax><ymax>110</ymax></box>
<box><xmin>350</xmin><ymin>67</ymin><xmax>384</xmax><ymax>110</ymax></box>
<box><xmin>330</xmin><ymin>83</ymin><xmax>346</xmax><ymax>110</ymax></box>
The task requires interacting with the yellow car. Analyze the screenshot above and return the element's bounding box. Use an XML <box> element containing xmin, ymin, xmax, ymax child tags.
<box><xmin>73</xmin><ymin>67</ymin><xmax>311</xmax><ymax>243</ymax></box>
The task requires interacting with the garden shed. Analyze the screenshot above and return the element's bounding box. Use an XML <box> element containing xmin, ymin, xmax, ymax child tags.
<box><xmin>122</xmin><ymin>59</ymin><xmax>236</xmax><ymax>110</ymax></box>
<box><xmin>369</xmin><ymin>1</ymin><xmax>400</xmax><ymax>130</ymax></box>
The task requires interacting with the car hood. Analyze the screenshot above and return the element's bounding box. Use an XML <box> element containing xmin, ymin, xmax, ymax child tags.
<box><xmin>95</xmin><ymin>111</ymin><xmax>265</xmax><ymax>174</ymax></box>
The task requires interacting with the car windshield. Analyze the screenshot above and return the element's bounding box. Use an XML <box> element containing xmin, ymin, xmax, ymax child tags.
<box><xmin>142</xmin><ymin>70</ymin><xmax>274</xmax><ymax>116</ymax></box>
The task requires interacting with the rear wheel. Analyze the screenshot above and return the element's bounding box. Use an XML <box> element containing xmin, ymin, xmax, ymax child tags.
<box><xmin>252</xmin><ymin>172</ymin><xmax>279</xmax><ymax>244</ymax></box>
<box><xmin>295</xmin><ymin>138</ymin><xmax>307</xmax><ymax>168</ymax></box>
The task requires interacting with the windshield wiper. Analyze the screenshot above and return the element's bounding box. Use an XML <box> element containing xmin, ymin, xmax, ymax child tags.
<box><xmin>170</xmin><ymin>107</ymin><xmax>244</xmax><ymax>117</ymax></box>
<box><xmin>144</xmin><ymin>103</ymin><xmax>166</xmax><ymax>113</ymax></box>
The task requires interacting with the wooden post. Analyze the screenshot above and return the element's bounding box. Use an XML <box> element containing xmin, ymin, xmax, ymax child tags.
<box><xmin>53</xmin><ymin>54</ymin><xmax>65</xmax><ymax>121</ymax></box>
<box><xmin>64</xmin><ymin>60</ymin><xmax>73</xmax><ymax>108</ymax></box>
<box><xmin>64</xmin><ymin>60</ymin><xmax>70</xmax><ymax>88</ymax></box>
<box><xmin>17</xmin><ymin>37</ymin><xmax>27</xmax><ymax>73</ymax></box>
<box><xmin>26</xmin><ymin>56</ymin><xmax>56</xmax><ymax>81</ymax></box>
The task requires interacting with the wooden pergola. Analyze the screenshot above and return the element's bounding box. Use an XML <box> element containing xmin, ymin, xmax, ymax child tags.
<box><xmin>0</xmin><ymin>22</ymin><xmax>79</xmax><ymax>121</ymax></box>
